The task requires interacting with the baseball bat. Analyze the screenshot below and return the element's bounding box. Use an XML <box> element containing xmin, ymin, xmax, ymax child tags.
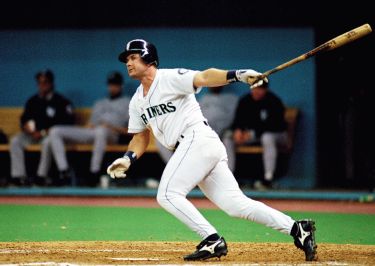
<box><xmin>249</xmin><ymin>23</ymin><xmax>372</xmax><ymax>82</ymax></box>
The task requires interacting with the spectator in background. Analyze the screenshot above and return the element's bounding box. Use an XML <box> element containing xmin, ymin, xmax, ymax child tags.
<box><xmin>155</xmin><ymin>86</ymin><xmax>238</xmax><ymax>170</ymax></box>
<box><xmin>227</xmin><ymin>80</ymin><xmax>288</xmax><ymax>189</ymax></box>
<box><xmin>44</xmin><ymin>71</ymin><xmax>131</xmax><ymax>186</ymax></box>
<box><xmin>9</xmin><ymin>69</ymin><xmax>75</xmax><ymax>186</ymax></box>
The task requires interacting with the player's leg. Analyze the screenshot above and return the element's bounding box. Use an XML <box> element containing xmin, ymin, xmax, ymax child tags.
<box><xmin>89</xmin><ymin>126</ymin><xmax>117</xmax><ymax>186</ymax></box>
<box><xmin>155</xmin><ymin>139</ymin><xmax>173</xmax><ymax>164</ymax></box>
<box><xmin>157</xmin><ymin>129</ymin><xmax>228</xmax><ymax>261</ymax></box>
<box><xmin>9</xmin><ymin>132</ymin><xmax>35</xmax><ymax>185</ymax></box>
<box><xmin>36</xmin><ymin>136</ymin><xmax>53</xmax><ymax>186</ymax></box>
<box><xmin>255</xmin><ymin>132</ymin><xmax>289</xmax><ymax>189</ymax></box>
<box><xmin>156</xmin><ymin>132</ymin><xmax>219</xmax><ymax>239</ymax></box>
<box><xmin>49</xmin><ymin>126</ymin><xmax>95</xmax><ymax>184</ymax></box>
<box><xmin>261</xmin><ymin>132</ymin><xmax>278</xmax><ymax>182</ymax></box>
<box><xmin>222</xmin><ymin>130</ymin><xmax>235</xmax><ymax>172</ymax></box>
<box><xmin>199</xmin><ymin>156</ymin><xmax>317</xmax><ymax>261</ymax></box>
<box><xmin>200</xmin><ymin>159</ymin><xmax>294</xmax><ymax>233</ymax></box>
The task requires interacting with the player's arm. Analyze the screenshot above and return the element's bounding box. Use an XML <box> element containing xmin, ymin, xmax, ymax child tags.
<box><xmin>127</xmin><ymin>129</ymin><xmax>150</xmax><ymax>158</ymax></box>
<box><xmin>193</xmin><ymin>68</ymin><xmax>267</xmax><ymax>89</ymax></box>
<box><xmin>106</xmin><ymin>129</ymin><xmax>150</xmax><ymax>178</ymax></box>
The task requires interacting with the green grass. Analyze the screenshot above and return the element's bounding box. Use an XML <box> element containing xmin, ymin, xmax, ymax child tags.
<box><xmin>1</xmin><ymin>205</ymin><xmax>374</xmax><ymax>244</ymax></box>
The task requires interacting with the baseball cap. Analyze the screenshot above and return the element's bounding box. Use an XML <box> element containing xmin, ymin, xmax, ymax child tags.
<box><xmin>35</xmin><ymin>69</ymin><xmax>54</xmax><ymax>83</ymax></box>
<box><xmin>107</xmin><ymin>71</ymin><xmax>123</xmax><ymax>85</ymax></box>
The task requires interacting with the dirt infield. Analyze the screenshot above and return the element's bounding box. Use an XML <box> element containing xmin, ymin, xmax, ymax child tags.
<box><xmin>0</xmin><ymin>241</ymin><xmax>375</xmax><ymax>265</ymax></box>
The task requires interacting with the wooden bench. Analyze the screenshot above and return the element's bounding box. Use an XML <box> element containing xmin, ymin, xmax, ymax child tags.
<box><xmin>0</xmin><ymin>107</ymin><xmax>299</xmax><ymax>154</ymax></box>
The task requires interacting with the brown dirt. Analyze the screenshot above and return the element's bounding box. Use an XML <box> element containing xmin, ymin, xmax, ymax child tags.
<box><xmin>0</xmin><ymin>241</ymin><xmax>374</xmax><ymax>265</ymax></box>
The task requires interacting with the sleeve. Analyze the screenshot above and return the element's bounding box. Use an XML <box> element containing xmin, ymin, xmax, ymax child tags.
<box><xmin>127</xmin><ymin>97</ymin><xmax>147</xmax><ymax>134</ymax></box>
<box><xmin>168</xmin><ymin>69</ymin><xmax>202</xmax><ymax>95</ymax></box>
<box><xmin>20</xmin><ymin>98</ymin><xmax>34</xmax><ymax>128</ymax></box>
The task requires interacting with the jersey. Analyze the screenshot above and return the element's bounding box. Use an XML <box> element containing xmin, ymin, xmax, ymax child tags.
<box><xmin>128</xmin><ymin>68</ymin><xmax>206</xmax><ymax>150</ymax></box>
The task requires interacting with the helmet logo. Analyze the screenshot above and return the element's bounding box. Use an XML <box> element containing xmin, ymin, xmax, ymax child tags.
<box><xmin>126</xmin><ymin>39</ymin><xmax>149</xmax><ymax>57</ymax></box>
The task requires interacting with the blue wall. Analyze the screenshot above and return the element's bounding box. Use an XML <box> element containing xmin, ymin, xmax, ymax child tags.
<box><xmin>0</xmin><ymin>28</ymin><xmax>316</xmax><ymax>188</ymax></box>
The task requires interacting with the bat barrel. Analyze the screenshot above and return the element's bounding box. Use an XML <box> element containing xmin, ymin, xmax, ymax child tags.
<box><xmin>258</xmin><ymin>23</ymin><xmax>372</xmax><ymax>79</ymax></box>
<box><xmin>325</xmin><ymin>23</ymin><xmax>372</xmax><ymax>51</ymax></box>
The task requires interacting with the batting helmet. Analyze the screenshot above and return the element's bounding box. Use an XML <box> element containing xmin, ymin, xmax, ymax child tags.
<box><xmin>118</xmin><ymin>39</ymin><xmax>159</xmax><ymax>67</ymax></box>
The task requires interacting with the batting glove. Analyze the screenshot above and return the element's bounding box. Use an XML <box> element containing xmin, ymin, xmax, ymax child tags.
<box><xmin>250</xmin><ymin>77</ymin><xmax>269</xmax><ymax>89</ymax></box>
<box><xmin>106</xmin><ymin>157</ymin><xmax>131</xmax><ymax>179</ymax></box>
<box><xmin>229</xmin><ymin>69</ymin><xmax>268</xmax><ymax>88</ymax></box>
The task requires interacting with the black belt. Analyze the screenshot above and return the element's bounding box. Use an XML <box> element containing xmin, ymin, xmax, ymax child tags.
<box><xmin>173</xmin><ymin>121</ymin><xmax>208</xmax><ymax>151</ymax></box>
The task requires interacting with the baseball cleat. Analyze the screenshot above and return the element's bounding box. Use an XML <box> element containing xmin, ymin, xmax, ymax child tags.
<box><xmin>183</xmin><ymin>236</ymin><xmax>228</xmax><ymax>261</ymax></box>
<box><xmin>293</xmin><ymin>219</ymin><xmax>317</xmax><ymax>261</ymax></box>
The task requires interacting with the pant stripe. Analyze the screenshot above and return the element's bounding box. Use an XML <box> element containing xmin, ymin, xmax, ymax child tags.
<box><xmin>163</xmin><ymin>131</ymin><xmax>208</xmax><ymax>235</ymax></box>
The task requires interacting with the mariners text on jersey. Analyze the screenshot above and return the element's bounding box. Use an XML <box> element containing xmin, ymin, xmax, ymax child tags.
<box><xmin>127</xmin><ymin>68</ymin><xmax>207</xmax><ymax>150</ymax></box>
<box><xmin>140</xmin><ymin>101</ymin><xmax>176</xmax><ymax>125</ymax></box>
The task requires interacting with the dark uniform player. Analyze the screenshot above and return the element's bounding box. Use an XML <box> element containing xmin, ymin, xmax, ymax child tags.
<box><xmin>9</xmin><ymin>69</ymin><xmax>74</xmax><ymax>186</ymax></box>
<box><xmin>227</xmin><ymin>80</ymin><xmax>288</xmax><ymax>189</ymax></box>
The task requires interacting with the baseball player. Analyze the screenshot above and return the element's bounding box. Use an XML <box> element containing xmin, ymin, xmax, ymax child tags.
<box><xmin>47</xmin><ymin>72</ymin><xmax>130</xmax><ymax>186</ymax></box>
<box><xmin>107</xmin><ymin>39</ymin><xmax>317</xmax><ymax>261</ymax></box>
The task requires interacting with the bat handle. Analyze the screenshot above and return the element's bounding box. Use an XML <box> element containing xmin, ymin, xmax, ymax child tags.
<box><xmin>247</xmin><ymin>73</ymin><xmax>269</xmax><ymax>86</ymax></box>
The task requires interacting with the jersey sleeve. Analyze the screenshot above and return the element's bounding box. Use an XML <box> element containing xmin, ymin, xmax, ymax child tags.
<box><xmin>127</xmin><ymin>97</ymin><xmax>147</xmax><ymax>134</ymax></box>
<box><xmin>168</xmin><ymin>69</ymin><xmax>202</xmax><ymax>95</ymax></box>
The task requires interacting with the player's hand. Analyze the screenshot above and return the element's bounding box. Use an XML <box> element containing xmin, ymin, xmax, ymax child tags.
<box><xmin>106</xmin><ymin>157</ymin><xmax>131</xmax><ymax>179</ymax></box>
<box><xmin>250</xmin><ymin>77</ymin><xmax>268</xmax><ymax>89</ymax></box>
<box><xmin>235</xmin><ymin>69</ymin><xmax>268</xmax><ymax>88</ymax></box>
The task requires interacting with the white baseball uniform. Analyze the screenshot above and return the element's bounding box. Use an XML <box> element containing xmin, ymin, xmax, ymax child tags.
<box><xmin>128</xmin><ymin>68</ymin><xmax>295</xmax><ymax>239</ymax></box>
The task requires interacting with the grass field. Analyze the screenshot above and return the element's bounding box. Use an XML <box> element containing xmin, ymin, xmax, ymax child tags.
<box><xmin>0</xmin><ymin>202</ymin><xmax>375</xmax><ymax>265</ymax></box>
<box><xmin>1</xmin><ymin>204</ymin><xmax>375</xmax><ymax>244</ymax></box>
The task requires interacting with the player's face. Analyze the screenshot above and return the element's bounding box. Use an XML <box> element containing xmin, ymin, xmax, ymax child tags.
<box><xmin>125</xmin><ymin>53</ymin><xmax>148</xmax><ymax>79</ymax></box>
<box><xmin>251</xmin><ymin>87</ymin><xmax>267</xmax><ymax>101</ymax></box>
<box><xmin>108</xmin><ymin>84</ymin><xmax>122</xmax><ymax>97</ymax></box>
<box><xmin>37</xmin><ymin>76</ymin><xmax>53</xmax><ymax>96</ymax></box>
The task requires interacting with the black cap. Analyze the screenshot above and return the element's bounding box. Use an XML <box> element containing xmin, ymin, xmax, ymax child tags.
<box><xmin>35</xmin><ymin>69</ymin><xmax>54</xmax><ymax>83</ymax></box>
<box><xmin>107</xmin><ymin>71</ymin><xmax>123</xmax><ymax>85</ymax></box>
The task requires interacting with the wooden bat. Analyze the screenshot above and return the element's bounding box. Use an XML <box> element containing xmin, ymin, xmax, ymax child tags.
<box><xmin>249</xmin><ymin>23</ymin><xmax>372</xmax><ymax>83</ymax></box>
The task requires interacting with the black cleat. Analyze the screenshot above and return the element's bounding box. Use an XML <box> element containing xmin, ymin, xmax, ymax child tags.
<box><xmin>293</xmin><ymin>219</ymin><xmax>317</xmax><ymax>261</ymax></box>
<box><xmin>184</xmin><ymin>237</ymin><xmax>228</xmax><ymax>261</ymax></box>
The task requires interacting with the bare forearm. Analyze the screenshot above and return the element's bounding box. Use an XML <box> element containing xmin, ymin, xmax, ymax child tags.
<box><xmin>127</xmin><ymin>130</ymin><xmax>150</xmax><ymax>158</ymax></box>
<box><xmin>193</xmin><ymin>68</ymin><xmax>265</xmax><ymax>89</ymax></box>
<box><xmin>193</xmin><ymin>68</ymin><xmax>229</xmax><ymax>88</ymax></box>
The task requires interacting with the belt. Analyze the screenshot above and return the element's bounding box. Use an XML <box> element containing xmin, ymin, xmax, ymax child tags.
<box><xmin>173</xmin><ymin>121</ymin><xmax>209</xmax><ymax>151</ymax></box>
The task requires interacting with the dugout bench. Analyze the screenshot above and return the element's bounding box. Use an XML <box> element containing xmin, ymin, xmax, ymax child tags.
<box><xmin>0</xmin><ymin>107</ymin><xmax>299</xmax><ymax>185</ymax></box>
<box><xmin>0</xmin><ymin>107</ymin><xmax>299</xmax><ymax>154</ymax></box>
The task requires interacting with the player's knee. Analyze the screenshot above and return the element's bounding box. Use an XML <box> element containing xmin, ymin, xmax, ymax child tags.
<box><xmin>156</xmin><ymin>188</ymin><xmax>182</xmax><ymax>208</ymax></box>
<box><xmin>48</xmin><ymin>126</ymin><xmax>61</xmax><ymax>138</ymax></box>
<box><xmin>40</xmin><ymin>136</ymin><xmax>50</xmax><ymax>145</ymax></box>
<box><xmin>224</xmin><ymin>207</ymin><xmax>243</xmax><ymax>218</ymax></box>
<box><xmin>94</xmin><ymin>126</ymin><xmax>108</xmax><ymax>138</ymax></box>
<box><xmin>10</xmin><ymin>135</ymin><xmax>21</xmax><ymax>147</ymax></box>
<box><xmin>156</xmin><ymin>191</ymin><xmax>168</xmax><ymax>208</ymax></box>
<box><xmin>261</xmin><ymin>132</ymin><xmax>276</xmax><ymax>146</ymax></box>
